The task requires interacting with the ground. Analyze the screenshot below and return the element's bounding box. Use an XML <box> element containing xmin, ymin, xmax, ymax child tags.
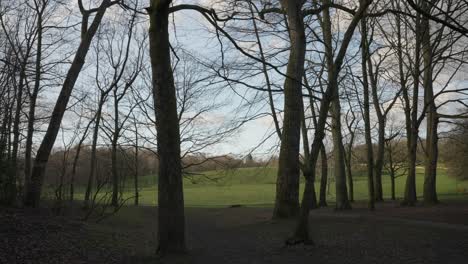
<box><xmin>2</xmin><ymin>200</ymin><xmax>468</xmax><ymax>264</ymax></box>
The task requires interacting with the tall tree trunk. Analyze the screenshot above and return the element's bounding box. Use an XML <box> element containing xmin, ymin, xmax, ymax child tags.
<box><xmin>84</xmin><ymin>101</ymin><xmax>104</xmax><ymax>207</ymax></box>
<box><xmin>7</xmin><ymin>65</ymin><xmax>26</xmax><ymax>205</ymax></box>
<box><xmin>273</xmin><ymin>0</ymin><xmax>306</xmax><ymax>219</ymax></box>
<box><xmin>368</xmin><ymin>53</ymin><xmax>384</xmax><ymax>202</ymax></box>
<box><xmin>70</xmin><ymin>116</ymin><xmax>94</xmax><ymax>201</ymax></box>
<box><xmin>134</xmin><ymin>123</ymin><xmax>139</xmax><ymax>206</ymax></box>
<box><xmin>290</xmin><ymin>0</ymin><xmax>372</xmax><ymax>243</ymax></box>
<box><xmin>402</xmin><ymin>12</ymin><xmax>422</xmax><ymax>206</ymax></box>
<box><xmin>0</xmin><ymin>97</ymin><xmax>12</xmax><ymax>202</ymax></box>
<box><xmin>25</xmin><ymin>12</ymin><xmax>43</xmax><ymax>189</ymax></box>
<box><xmin>111</xmin><ymin>91</ymin><xmax>119</xmax><ymax>207</ymax></box>
<box><xmin>318</xmin><ymin>142</ymin><xmax>328</xmax><ymax>207</ymax></box>
<box><xmin>330</xmin><ymin>100</ymin><xmax>350</xmax><ymax>210</ymax></box>
<box><xmin>374</xmin><ymin>122</ymin><xmax>385</xmax><ymax>201</ymax></box>
<box><xmin>24</xmin><ymin>0</ymin><xmax>111</xmax><ymax>207</ymax></box>
<box><xmin>300</xmin><ymin>80</ymin><xmax>317</xmax><ymax>210</ymax></box>
<box><xmin>148</xmin><ymin>0</ymin><xmax>186</xmax><ymax>254</ymax></box>
<box><xmin>344</xmin><ymin>126</ymin><xmax>355</xmax><ymax>203</ymax></box>
<box><xmin>345</xmin><ymin>148</ymin><xmax>354</xmax><ymax>202</ymax></box>
<box><xmin>361</xmin><ymin>18</ymin><xmax>375</xmax><ymax>210</ymax></box>
<box><xmin>421</xmin><ymin>6</ymin><xmax>438</xmax><ymax>205</ymax></box>
<box><xmin>390</xmin><ymin>170</ymin><xmax>396</xmax><ymax>200</ymax></box>
<box><xmin>386</xmin><ymin>141</ymin><xmax>397</xmax><ymax>200</ymax></box>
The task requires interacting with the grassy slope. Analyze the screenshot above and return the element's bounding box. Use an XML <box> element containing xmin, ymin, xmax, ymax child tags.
<box><xmin>71</xmin><ymin>167</ymin><xmax>468</xmax><ymax>207</ymax></box>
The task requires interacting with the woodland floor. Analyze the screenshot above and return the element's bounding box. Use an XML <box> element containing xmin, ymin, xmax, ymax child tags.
<box><xmin>2</xmin><ymin>199</ymin><xmax>468</xmax><ymax>264</ymax></box>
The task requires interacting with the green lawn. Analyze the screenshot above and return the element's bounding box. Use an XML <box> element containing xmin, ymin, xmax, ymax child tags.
<box><xmin>69</xmin><ymin>166</ymin><xmax>468</xmax><ymax>207</ymax></box>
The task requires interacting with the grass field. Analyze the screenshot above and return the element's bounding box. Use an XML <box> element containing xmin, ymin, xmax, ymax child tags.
<box><xmin>67</xmin><ymin>166</ymin><xmax>468</xmax><ymax>207</ymax></box>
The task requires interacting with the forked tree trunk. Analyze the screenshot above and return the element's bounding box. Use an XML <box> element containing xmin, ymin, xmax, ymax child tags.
<box><xmin>24</xmin><ymin>0</ymin><xmax>111</xmax><ymax>207</ymax></box>
<box><xmin>300</xmin><ymin>82</ymin><xmax>317</xmax><ymax>210</ymax></box>
<box><xmin>273</xmin><ymin>0</ymin><xmax>306</xmax><ymax>219</ymax></box>
<box><xmin>290</xmin><ymin>0</ymin><xmax>372</xmax><ymax>243</ymax></box>
<box><xmin>148</xmin><ymin>0</ymin><xmax>186</xmax><ymax>254</ymax></box>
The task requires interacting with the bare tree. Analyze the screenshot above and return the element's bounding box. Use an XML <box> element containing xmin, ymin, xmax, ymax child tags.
<box><xmin>25</xmin><ymin>0</ymin><xmax>120</xmax><ymax>207</ymax></box>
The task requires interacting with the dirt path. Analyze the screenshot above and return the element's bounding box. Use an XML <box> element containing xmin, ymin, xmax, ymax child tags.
<box><xmin>2</xmin><ymin>201</ymin><xmax>468</xmax><ymax>264</ymax></box>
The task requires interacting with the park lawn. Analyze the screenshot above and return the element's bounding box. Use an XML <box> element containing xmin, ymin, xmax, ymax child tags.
<box><xmin>64</xmin><ymin>166</ymin><xmax>468</xmax><ymax>207</ymax></box>
<box><xmin>93</xmin><ymin>166</ymin><xmax>467</xmax><ymax>207</ymax></box>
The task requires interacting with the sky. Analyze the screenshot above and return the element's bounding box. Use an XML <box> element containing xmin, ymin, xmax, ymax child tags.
<box><xmin>31</xmin><ymin>0</ymin><xmax>468</xmax><ymax>159</ymax></box>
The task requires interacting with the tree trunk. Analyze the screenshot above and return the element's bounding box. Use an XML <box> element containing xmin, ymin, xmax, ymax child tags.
<box><xmin>390</xmin><ymin>169</ymin><xmax>396</xmax><ymax>201</ymax></box>
<box><xmin>318</xmin><ymin>142</ymin><xmax>328</xmax><ymax>207</ymax></box>
<box><xmin>273</xmin><ymin>0</ymin><xmax>306</xmax><ymax>219</ymax></box>
<box><xmin>374</xmin><ymin>124</ymin><xmax>385</xmax><ymax>202</ymax></box>
<box><xmin>300</xmin><ymin>81</ymin><xmax>317</xmax><ymax>210</ymax></box>
<box><xmin>421</xmin><ymin>7</ymin><xmax>438</xmax><ymax>205</ymax></box>
<box><xmin>134</xmin><ymin>125</ymin><xmax>139</xmax><ymax>206</ymax></box>
<box><xmin>111</xmin><ymin>91</ymin><xmax>119</xmax><ymax>207</ymax></box>
<box><xmin>402</xmin><ymin>13</ymin><xmax>422</xmax><ymax>207</ymax></box>
<box><xmin>290</xmin><ymin>176</ymin><xmax>315</xmax><ymax>245</ymax></box>
<box><xmin>368</xmin><ymin>55</ymin><xmax>384</xmax><ymax>202</ymax></box>
<box><xmin>70</xmin><ymin>117</ymin><xmax>94</xmax><ymax>202</ymax></box>
<box><xmin>149</xmin><ymin>0</ymin><xmax>186</xmax><ymax>254</ymax></box>
<box><xmin>345</xmin><ymin>152</ymin><xmax>354</xmax><ymax>203</ymax></box>
<box><xmin>344</xmin><ymin>128</ymin><xmax>355</xmax><ymax>203</ymax></box>
<box><xmin>7</xmin><ymin>65</ymin><xmax>26</xmax><ymax>206</ymax></box>
<box><xmin>84</xmin><ymin>101</ymin><xmax>104</xmax><ymax>207</ymax></box>
<box><xmin>387</xmin><ymin>142</ymin><xmax>396</xmax><ymax>201</ymax></box>
<box><xmin>404</xmin><ymin>141</ymin><xmax>418</xmax><ymax>206</ymax></box>
<box><xmin>361</xmin><ymin>18</ymin><xmax>375</xmax><ymax>210</ymax></box>
<box><xmin>24</xmin><ymin>0</ymin><xmax>111</xmax><ymax>207</ymax></box>
<box><xmin>25</xmin><ymin>11</ymin><xmax>43</xmax><ymax>189</ymax></box>
<box><xmin>330</xmin><ymin>100</ymin><xmax>351</xmax><ymax>210</ymax></box>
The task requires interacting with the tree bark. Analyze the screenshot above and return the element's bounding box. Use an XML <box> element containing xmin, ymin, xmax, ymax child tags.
<box><xmin>402</xmin><ymin>12</ymin><xmax>422</xmax><ymax>206</ymax></box>
<box><xmin>84</xmin><ymin>100</ymin><xmax>104</xmax><ymax>207</ymax></box>
<box><xmin>25</xmin><ymin>8</ymin><xmax>43</xmax><ymax>189</ymax></box>
<box><xmin>70</xmin><ymin>117</ymin><xmax>93</xmax><ymax>202</ymax></box>
<box><xmin>361</xmin><ymin>18</ymin><xmax>375</xmax><ymax>210</ymax></box>
<box><xmin>134</xmin><ymin>123</ymin><xmax>139</xmax><ymax>206</ymax></box>
<box><xmin>7</xmin><ymin>63</ymin><xmax>26</xmax><ymax>205</ymax></box>
<box><xmin>149</xmin><ymin>0</ymin><xmax>186</xmax><ymax>254</ymax></box>
<box><xmin>111</xmin><ymin>90</ymin><xmax>120</xmax><ymax>207</ymax></box>
<box><xmin>368</xmin><ymin>52</ymin><xmax>384</xmax><ymax>202</ymax></box>
<box><xmin>273</xmin><ymin>0</ymin><xmax>306</xmax><ymax>219</ymax></box>
<box><xmin>421</xmin><ymin>4</ymin><xmax>438</xmax><ymax>205</ymax></box>
<box><xmin>318</xmin><ymin>142</ymin><xmax>328</xmax><ymax>207</ymax></box>
<box><xmin>344</xmin><ymin>121</ymin><xmax>355</xmax><ymax>203</ymax></box>
<box><xmin>391</xmin><ymin>170</ymin><xmax>396</xmax><ymax>200</ymax></box>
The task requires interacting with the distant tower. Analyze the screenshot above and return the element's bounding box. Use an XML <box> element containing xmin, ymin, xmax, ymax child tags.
<box><xmin>244</xmin><ymin>154</ymin><xmax>254</xmax><ymax>166</ymax></box>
